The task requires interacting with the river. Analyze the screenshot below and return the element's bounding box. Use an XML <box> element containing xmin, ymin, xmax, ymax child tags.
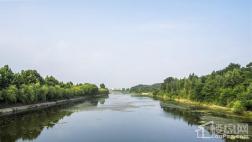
<box><xmin>0</xmin><ymin>92</ymin><xmax>251</xmax><ymax>142</ymax></box>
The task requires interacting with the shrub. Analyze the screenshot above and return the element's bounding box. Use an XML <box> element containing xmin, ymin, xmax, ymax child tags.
<box><xmin>98</xmin><ymin>88</ymin><xmax>109</xmax><ymax>95</ymax></box>
<box><xmin>37</xmin><ymin>85</ymin><xmax>48</xmax><ymax>102</ymax></box>
<box><xmin>231</xmin><ymin>101</ymin><xmax>246</xmax><ymax>114</ymax></box>
<box><xmin>18</xmin><ymin>85</ymin><xmax>28</xmax><ymax>104</ymax></box>
<box><xmin>18</xmin><ymin>84</ymin><xmax>37</xmax><ymax>104</ymax></box>
<box><xmin>25</xmin><ymin>85</ymin><xmax>36</xmax><ymax>104</ymax></box>
<box><xmin>47</xmin><ymin>86</ymin><xmax>56</xmax><ymax>101</ymax></box>
<box><xmin>4</xmin><ymin>85</ymin><xmax>18</xmax><ymax>103</ymax></box>
<box><xmin>54</xmin><ymin>85</ymin><xmax>63</xmax><ymax>99</ymax></box>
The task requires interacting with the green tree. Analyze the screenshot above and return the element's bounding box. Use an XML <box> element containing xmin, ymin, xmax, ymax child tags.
<box><xmin>223</xmin><ymin>69</ymin><xmax>244</xmax><ymax>88</ymax></box>
<box><xmin>0</xmin><ymin>65</ymin><xmax>14</xmax><ymax>89</ymax></box>
<box><xmin>224</xmin><ymin>63</ymin><xmax>241</xmax><ymax>71</ymax></box>
<box><xmin>20</xmin><ymin>70</ymin><xmax>44</xmax><ymax>85</ymax></box>
<box><xmin>246</xmin><ymin>62</ymin><xmax>252</xmax><ymax>68</ymax></box>
<box><xmin>4</xmin><ymin>85</ymin><xmax>18</xmax><ymax>103</ymax></box>
<box><xmin>18</xmin><ymin>84</ymin><xmax>28</xmax><ymax>104</ymax></box>
<box><xmin>219</xmin><ymin>88</ymin><xmax>235</xmax><ymax>106</ymax></box>
<box><xmin>100</xmin><ymin>83</ymin><xmax>106</xmax><ymax>89</ymax></box>
<box><xmin>45</xmin><ymin>76</ymin><xmax>59</xmax><ymax>86</ymax></box>
<box><xmin>37</xmin><ymin>85</ymin><xmax>48</xmax><ymax>102</ymax></box>
<box><xmin>47</xmin><ymin>86</ymin><xmax>57</xmax><ymax>100</ymax></box>
<box><xmin>12</xmin><ymin>73</ymin><xmax>23</xmax><ymax>88</ymax></box>
<box><xmin>19</xmin><ymin>84</ymin><xmax>37</xmax><ymax>104</ymax></box>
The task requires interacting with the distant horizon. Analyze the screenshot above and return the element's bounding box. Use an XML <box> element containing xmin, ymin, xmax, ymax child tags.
<box><xmin>0</xmin><ymin>0</ymin><xmax>251</xmax><ymax>88</ymax></box>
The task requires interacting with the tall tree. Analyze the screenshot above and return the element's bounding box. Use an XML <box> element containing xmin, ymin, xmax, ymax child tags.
<box><xmin>0</xmin><ymin>65</ymin><xmax>14</xmax><ymax>89</ymax></box>
<box><xmin>100</xmin><ymin>83</ymin><xmax>106</xmax><ymax>89</ymax></box>
<box><xmin>45</xmin><ymin>76</ymin><xmax>59</xmax><ymax>86</ymax></box>
<box><xmin>20</xmin><ymin>70</ymin><xmax>44</xmax><ymax>85</ymax></box>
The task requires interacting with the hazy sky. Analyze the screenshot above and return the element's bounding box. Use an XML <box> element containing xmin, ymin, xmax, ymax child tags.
<box><xmin>0</xmin><ymin>0</ymin><xmax>251</xmax><ymax>88</ymax></box>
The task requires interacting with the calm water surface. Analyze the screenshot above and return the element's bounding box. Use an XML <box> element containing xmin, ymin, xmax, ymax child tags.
<box><xmin>0</xmin><ymin>92</ymin><xmax>251</xmax><ymax>142</ymax></box>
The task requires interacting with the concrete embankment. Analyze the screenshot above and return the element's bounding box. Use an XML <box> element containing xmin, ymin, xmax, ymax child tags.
<box><xmin>0</xmin><ymin>95</ymin><xmax>106</xmax><ymax>117</ymax></box>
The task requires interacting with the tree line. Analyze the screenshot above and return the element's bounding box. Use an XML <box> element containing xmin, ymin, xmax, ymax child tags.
<box><xmin>0</xmin><ymin>65</ymin><xmax>109</xmax><ymax>105</ymax></box>
<box><xmin>130</xmin><ymin>83</ymin><xmax>161</xmax><ymax>93</ymax></box>
<box><xmin>130</xmin><ymin>62</ymin><xmax>252</xmax><ymax>113</ymax></box>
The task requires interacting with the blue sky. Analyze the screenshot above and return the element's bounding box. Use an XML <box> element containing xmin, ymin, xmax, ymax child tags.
<box><xmin>0</xmin><ymin>0</ymin><xmax>251</xmax><ymax>88</ymax></box>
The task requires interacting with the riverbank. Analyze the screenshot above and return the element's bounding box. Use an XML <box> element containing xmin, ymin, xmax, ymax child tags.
<box><xmin>131</xmin><ymin>93</ymin><xmax>252</xmax><ymax>119</ymax></box>
<box><xmin>0</xmin><ymin>94</ymin><xmax>108</xmax><ymax>117</ymax></box>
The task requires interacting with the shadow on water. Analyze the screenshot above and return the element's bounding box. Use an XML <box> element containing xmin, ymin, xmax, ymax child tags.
<box><xmin>160</xmin><ymin>104</ymin><xmax>201</xmax><ymax>126</ymax></box>
<box><xmin>0</xmin><ymin>96</ymin><xmax>108</xmax><ymax>142</ymax></box>
<box><xmin>160</xmin><ymin>100</ymin><xmax>252</xmax><ymax>142</ymax></box>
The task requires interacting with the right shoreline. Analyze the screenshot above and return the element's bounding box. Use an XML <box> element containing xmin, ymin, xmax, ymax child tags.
<box><xmin>131</xmin><ymin>93</ymin><xmax>252</xmax><ymax>119</ymax></box>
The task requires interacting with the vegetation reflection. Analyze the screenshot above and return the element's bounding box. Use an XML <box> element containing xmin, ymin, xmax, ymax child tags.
<box><xmin>0</xmin><ymin>97</ymin><xmax>107</xmax><ymax>142</ymax></box>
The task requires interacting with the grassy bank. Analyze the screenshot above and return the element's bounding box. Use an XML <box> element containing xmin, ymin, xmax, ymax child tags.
<box><xmin>132</xmin><ymin>92</ymin><xmax>252</xmax><ymax>119</ymax></box>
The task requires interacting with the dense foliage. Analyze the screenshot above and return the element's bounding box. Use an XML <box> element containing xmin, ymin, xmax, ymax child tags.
<box><xmin>130</xmin><ymin>83</ymin><xmax>161</xmax><ymax>93</ymax></box>
<box><xmin>98</xmin><ymin>84</ymin><xmax>110</xmax><ymax>94</ymax></box>
<box><xmin>131</xmin><ymin>62</ymin><xmax>252</xmax><ymax>113</ymax></box>
<box><xmin>0</xmin><ymin>65</ymin><xmax>108</xmax><ymax>105</ymax></box>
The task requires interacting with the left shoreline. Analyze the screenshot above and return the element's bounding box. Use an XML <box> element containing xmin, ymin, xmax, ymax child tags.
<box><xmin>0</xmin><ymin>94</ymin><xmax>108</xmax><ymax>117</ymax></box>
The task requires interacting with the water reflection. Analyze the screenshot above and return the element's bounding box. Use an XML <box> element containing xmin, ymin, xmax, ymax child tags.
<box><xmin>0</xmin><ymin>94</ymin><xmax>250</xmax><ymax>142</ymax></box>
<box><xmin>160</xmin><ymin>104</ymin><xmax>201</xmax><ymax>126</ymax></box>
<box><xmin>0</xmin><ymin>96</ymin><xmax>107</xmax><ymax>142</ymax></box>
<box><xmin>160</xmin><ymin>101</ymin><xmax>252</xmax><ymax>142</ymax></box>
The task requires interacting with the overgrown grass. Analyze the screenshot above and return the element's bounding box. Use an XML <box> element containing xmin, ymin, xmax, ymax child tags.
<box><xmin>133</xmin><ymin>93</ymin><xmax>252</xmax><ymax>119</ymax></box>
